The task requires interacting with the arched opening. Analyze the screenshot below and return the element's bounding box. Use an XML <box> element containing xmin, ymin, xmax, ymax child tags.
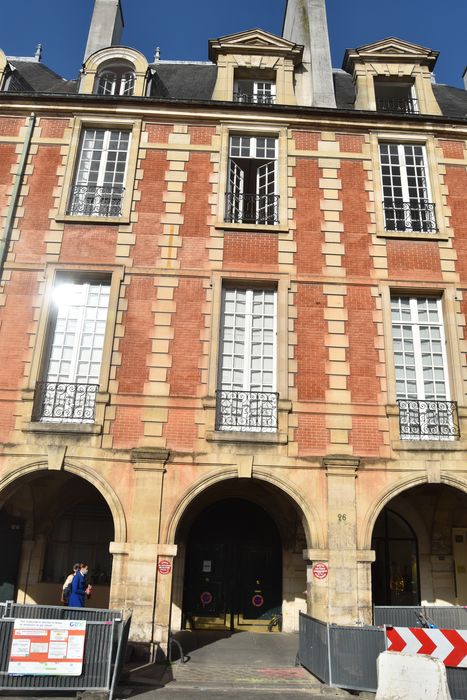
<box><xmin>94</xmin><ymin>61</ymin><xmax>135</xmax><ymax>96</ymax></box>
<box><xmin>372</xmin><ymin>509</ymin><xmax>419</xmax><ymax>606</ymax></box>
<box><xmin>371</xmin><ymin>483</ymin><xmax>467</xmax><ymax>607</ymax></box>
<box><xmin>183</xmin><ymin>498</ymin><xmax>282</xmax><ymax>631</ymax></box>
<box><xmin>172</xmin><ymin>478</ymin><xmax>308</xmax><ymax>634</ymax></box>
<box><xmin>0</xmin><ymin>470</ymin><xmax>115</xmax><ymax>607</ymax></box>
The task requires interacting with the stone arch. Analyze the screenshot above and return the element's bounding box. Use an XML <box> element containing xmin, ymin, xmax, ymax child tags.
<box><xmin>165</xmin><ymin>467</ymin><xmax>320</xmax><ymax>549</ymax></box>
<box><xmin>80</xmin><ymin>46</ymin><xmax>149</xmax><ymax>96</ymax></box>
<box><xmin>361</xmin><ymin>472</ymin><xmax>467</xmax><ymax>551</ymax></box>
<box><xmin>0</xmin><ymin>460</ymin><xmax>127</xmax><ymax>543</ymax></box>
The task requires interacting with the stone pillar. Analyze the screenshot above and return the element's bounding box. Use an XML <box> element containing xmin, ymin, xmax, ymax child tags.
<box><xmin>302</xmin><ymin>549</ymin><xmax>329</xmax><ymax>622</ymax></box>
<box><xmin>124</xmin><ymin>448</ymin><xmax>168</xmax><ymax>648</ymax></box>
<box><xmin>325</xmin><ymin>456</ymin><xmax>360</xmax><ymax>624</ymax></box>
<box><xmin>154</xmin><ymin>545</ymin><xmax>178</xmax><ymax>653</ymax></box>
<box><xmin>357</xmin><ymin>550</ymin><xmax>376</xmax><ymax>624</ymax></box>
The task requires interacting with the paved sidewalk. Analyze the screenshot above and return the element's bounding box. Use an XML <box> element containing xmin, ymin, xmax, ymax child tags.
<box><xmin>118</xmin><ymin>631</ymin><xmax>374</xmax><ymax>699</ymax></box>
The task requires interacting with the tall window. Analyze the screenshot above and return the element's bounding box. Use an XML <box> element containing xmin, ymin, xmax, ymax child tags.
<box><xmin>33</xmin><ymin>279</ymin><xmax>110</xmax><ymax>423</ymax></box>
<box><xmin>95</xmin><ymin>64</ymin><xmax>135</xmax><ymax>96</ymax></box>
<box><xmin>234</xmin><ymin>79</ymin><xmax>276</xmax><ymax>104</ymax></box>
<box><xmin>391</xmin><ymin>296</ymin><xmax>458</xmax><ymax>439</ymax></box>
<box><xmin>225</xmin><ymin>135</ymin><xmax>279</xmax><ymax>225</ymax></box>
<box><xmin>68</xmin><ymin>129</ymin><xmax>130</xmax><ymax>217</ymax></box>
<box><xmin>380</xmin><ymin>143</ymin><xmax>437</xmax><ymax>233</ymax></box>
<box><xmin>216</xmin><ymin>287</ymin><xmax>277</xmax><ymax>432</ymax></box>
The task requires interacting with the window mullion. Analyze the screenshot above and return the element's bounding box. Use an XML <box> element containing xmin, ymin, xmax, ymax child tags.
<box><xmin>96</xmin><ymin>130</ymin><xmax>111</xmax><ymax>187</ymax></box>
<box><xmin>399</xmin><ymin>145</ymin><xmax>410</xmax><ymax>203</ymax></box>
<box><xmin>244</xmin><ymin>290</ymin><xmax>253</xmax><ymax>392</ymax></box>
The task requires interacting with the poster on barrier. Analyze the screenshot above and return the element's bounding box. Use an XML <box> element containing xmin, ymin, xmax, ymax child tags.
<box><xmin>8</xmin><ymin>619</ymin><xmax>86</xmax><ymax>676</ymax></box>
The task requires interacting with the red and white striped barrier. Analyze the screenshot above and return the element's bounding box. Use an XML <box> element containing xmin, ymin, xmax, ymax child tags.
<box><xmin>386</xmin><ymin>626</ymin><xmax>467</xmax><ymax>668</ymax></box>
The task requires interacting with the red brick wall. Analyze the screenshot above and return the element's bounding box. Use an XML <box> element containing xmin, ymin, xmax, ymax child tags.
<box><xmin>14</xmin><ymin>146</ymin><xmax>61</xmax><ymax>262</ymax></box>
<box><xmin>386</xmin><ymin>240</ymin><xmax>441</xmax><ymax>280</ymax></box>
<box><xmin>347</xmin><ymin>286</ymin><xmax>380</xmax><ymax>404</ymax></box>
<box><xmin>341</xmin><ymin>160</ymin><xmax>371</xmax><ymax>275</ymax></box>
<box><xmin>294</xmin><ymin>159</ymin><xmax>323</xmax><ymax>274</ymax></box>
<box><xmin>116</xmin><ymin>277</ymin><xmax>154</xmax><ymax>393</ymax></box>
<box><xmin>132</xmin><ymin>150</ymin><xmax>167</xmax><ymax>266</ymax></box>
<box><xmin>39</xmin><ymin>118</ymin><xmax>68</xmax><ymax>139</ymax></box>
<box><xmin>146</xmin><ymin>124</ymin><xmax>172</xmax><ymax>143</ymax></box>
<box><xmin>110</xmin><ymin>405</ymin><xmax>144</xmax><ymax>449</ymax></box>
<box><xmin>0</xmin><ymin>117</ymin><xmax>24</xmax><ymax>136</ymax></box>
<box><xmin>60</xmin><ymin>226</ymin><xmax>117</xmax><ymax>263</ymax></box>
<box><xmin>167</xmin><ymin>278</ymin><xmax>204</xmax><ymax>396</ymax></box>
<box><xmin>446</xmin><ymin>166</ymin><xmax>467</xmax><ymax>284</ymax></box>
<box><xmin>0</xmin><ymin>271</ymin><xmax>37</xmax><ymax>440</ymax></box>
<box><xmin>0</xmin><ymin>144</ymin><xmax>16</xmax><ymax>211</ymax></box>
<box><xmin>295</xmin><ymin>284</ymin><xmax>327</xmax><ymax>402</ymax></box>
<box><xmin>439</xmin><ymin>140</ymin><xmax>464</xmax><ymax>160</ymax></box>
<box><xmin>223</xmin><ymin>233</ymin><xmax>277</xmax><ymax>269</ymax></box>
<box><xmin>179</xmin><ymin>152</ymin><xmax>211</xmax><ymax>268</ymax></box>
<box><xmin>293</xmin><ymin>131</ymin><xmax>319</xmax><ymax>150</ymax></box>
<box><xmin>188</xmin><ymin>126</ymin><xmax>216</xmax><ymax>145</ymax></box>
<box><xmin>336</xmin><ymin>133</ymin><xmax>365</xmax><ymax>153</ymax></box>
<box><xmin>164</xmin><ymin>407</ymin><xmax>198</xmax><ymax>451</ymax></box>
<box><xmin>296</xmin><ymin>414</ymin><xmax>327</xmax><ymax>455</ymax></box>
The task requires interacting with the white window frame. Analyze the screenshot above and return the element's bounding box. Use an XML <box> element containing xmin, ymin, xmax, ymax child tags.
<box><xmin>226</xmin><ymin>135</ymin><xmax>278</xmax><ymax>225</ymax></box>
<box><xmin>391</xmin><ymin>295</ymin><xmax>457</xmax><ymax>440</ymax></box>
<box><xmin>234</xmin><ymin>78</ymin><xmax>276</xmax><ymax>104</ymax></box>
<box><xmin>37</xmin><ymin>278</ymin><xmax>111</xmax><ymax>423</ymax></box>
<box><xmin>379</xmin><ymin>142</ymin><xmax>436</xmax><ymax>233</ymax></box>
<box><xmin>217</xmin><ymin>286</ymin><xmax>277</xmax><ymax>432</ymax></box>
<box><xmin>68</xmin><ymin>128</ymin><xmax>130</xmax><ymax>217</ymax></box>
<box><xmin>96</xmin><ymin>67</ymin><xmax>135</xmax><ymax>96</ymax></box>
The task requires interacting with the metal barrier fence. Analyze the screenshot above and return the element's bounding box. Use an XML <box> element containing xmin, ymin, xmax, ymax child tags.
<box><xmin>0</xmin><ymin>602</ymin><xmax>131</xmax><ymax>700</ymax></box>
<box><xmin>299</xmin><ymin>611</ymin><xmax>467</xmax><ymax>699</ymax></box>
<box><xmin>374</xmin><ymin>606</ymin><xmax>467</xmax><ymax>699</ymax></box>
<box><xmin>299</xmin><ymin>613</ymin><xmax>385</xmax><ymax>693</ymax></box>
<box><xmin>374</xmin><ymin>605</ymin><xmax>467</xmax><ymax>630</ymax></box>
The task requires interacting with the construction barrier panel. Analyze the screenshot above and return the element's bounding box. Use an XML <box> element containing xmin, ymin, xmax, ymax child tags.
<box><xmin>0</xmin><ymin>602</ymin><xmax>131</xmax><ymax>700</ymax></box>
<box><xmin>299</xmin><ymin>611</ymin><xmax>467</xmax><ymax>699</ymax></box>
<box><xmin>374</xmin><ymin>605</ymin><xmax>467</xmax><ymax>630</ymax></box>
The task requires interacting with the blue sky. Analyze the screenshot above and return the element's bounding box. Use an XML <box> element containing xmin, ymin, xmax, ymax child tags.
<box><xmin>0</xmin><ymin>0</ymin><xmax>465</xmax><ymax>87</ymax></box>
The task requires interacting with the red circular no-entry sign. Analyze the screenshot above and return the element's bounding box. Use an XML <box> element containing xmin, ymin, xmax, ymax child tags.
<box><xmin>158</xmin><ymin>559</ymin><xmax>172</xmax><ymax>575</ymax></box>
<box><xmin>312</xmin><ymin>562</ymin><xmax>329</xmax><ymax>580</ymax></box>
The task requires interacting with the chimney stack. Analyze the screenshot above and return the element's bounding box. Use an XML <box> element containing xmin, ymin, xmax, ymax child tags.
<box><xmin>83</xmin><ymin>0</ymin><xmax>124</xmax><ymax>62</ymax></box>
<box><xmin>282</xmin><ymin>0</ymin><xmax>336</xmax><ymax>108</ymax></box>
<box><xmin>463</xmin><ymin>66</ymin><xmax>467</xmax><ymax>90</ymax></box>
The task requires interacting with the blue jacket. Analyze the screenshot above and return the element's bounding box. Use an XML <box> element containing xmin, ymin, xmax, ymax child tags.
<box><xmin>68</xmin><ymin>571</ymin><xmax>87</xmax><ymax>607</ymax></box>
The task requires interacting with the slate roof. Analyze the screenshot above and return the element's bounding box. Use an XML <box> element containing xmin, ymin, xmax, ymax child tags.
<box><xmin>8</xmin><ymin>60</ymin><xmax>78</xmax><ymax>94</ymax></box>
<box><xmin>149</xmin><ymin>62</ymin><xmax>218</xmax><ymax>101</ymax></box>
<box><xmin>3</xmin><ymin>57</ymin><xmax>467</xmax><ymax>120</ymax></box>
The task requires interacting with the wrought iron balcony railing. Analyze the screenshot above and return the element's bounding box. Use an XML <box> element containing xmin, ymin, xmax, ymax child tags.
<box><xmin>68</xmin><ymin>184</ymin><xmax>125</xmax><ymax>217</ymax></box>
<box><xmin>376</xmin><ymin>97</ymin><xmax>419</xmax><ymax>114</ymax></box>
<box><xmin>33</xmin><ymin>382</ymin><xmax>99</xmax><ymax>423</ymax></box>
<box><xmin>233</xmin><ymin>92</ymin><xmax>276</xmax><ymax>105</ymax></box>
<box><xmin>215</xmin><ymin>390</ymin><xmax>278</xmax><ymax>432</ymax></box>
<box><xmin>397</xmin><ymin>399</ymin><xmax>460</xmax><ymax>440</ymax></box>
<box><xmin>383</xmin><ymin>199</ymin><xmax>437</xmax><ymax>233</ymax></box>
<box><xmin>225</xmin><ymin>193</ymin><xmax>280</xmax><ymax>225</ymax></box>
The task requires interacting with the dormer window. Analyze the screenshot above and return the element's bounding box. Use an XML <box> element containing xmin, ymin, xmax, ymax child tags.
<box><xmin>95</xmin><ymin>63</ymin><xmax>135</xmax><ymax>96</ymax></box>
<box><xmin>234</xmin><ymin>78</ymin><xmax>276</xmax><ymax>105</ymax></box>
<box><xmin>374</xmin><ymin>77</ymin><xmax>418</xmax><ymax>114</ymax></box>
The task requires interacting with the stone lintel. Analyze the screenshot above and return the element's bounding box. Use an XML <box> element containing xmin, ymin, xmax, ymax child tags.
<box><xmin>357</xmin><ymin>549</ymin><xmax>376</xmax><ymax>563</ymax></box>
<box><xmin>157</xmin><ymin>544</ymin><xmax>178</xmax><ymax>557</ymax></box>
<box><xmin>131</xmin><ymin>447</ymin><xmax>169</xmax><ymax>470</ymax></box>
<box><xmin>324</xmin><ymin>455</ymin><xmax>360</xmax><ymax>476</ymax></box>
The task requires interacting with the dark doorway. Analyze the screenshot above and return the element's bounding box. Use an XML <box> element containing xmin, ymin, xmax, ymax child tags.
<box><xmin>0</xmin><ymin>510</ymin><xmax>24</xmax><ymax>602</ymax></box>
<box><xmin>372</xmin><ymin>508</ymin><xmax>420</xmax><ymax>606</ymax></box>
<box><xmin>182</xmin><ymin>498</ymin><xmax>282</xmax><ymax>631</ymax></box>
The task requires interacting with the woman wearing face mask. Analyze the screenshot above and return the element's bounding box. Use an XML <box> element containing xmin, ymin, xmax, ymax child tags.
<box><xmin>68</xmin><ymin>563</ymin><xmax>92</xmax><ymax>607</ymax></box>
